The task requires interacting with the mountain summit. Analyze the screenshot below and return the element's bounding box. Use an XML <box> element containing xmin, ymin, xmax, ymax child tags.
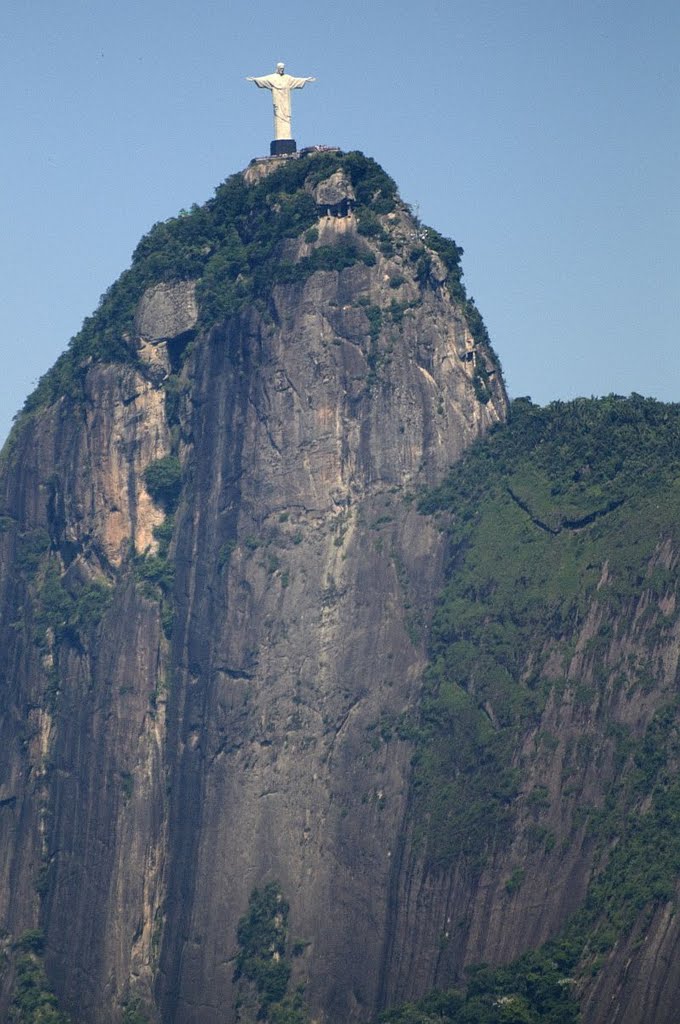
<box><xmin>6</xmin><ymin>151</ymin><xmax>679</xmax><ymax>1024</ymax></box>
<box><xmin>0</xmin><ymin>151</ymin><xmax>505</xmax><ymax>1023</ymax></box>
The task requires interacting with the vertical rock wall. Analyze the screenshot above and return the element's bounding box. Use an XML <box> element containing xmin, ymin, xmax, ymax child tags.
<box><xmin>0</xmin><ymin>162</ymin><xmax>506</xmax><ymax>1024</ymax></box>
<box><xmin>0</xmin><ymin>366</ymin><xmax>171</xmax><ymax>1020</ymax></box>
<box><xmin>157</xmin><ymin>221</ymin><xmax>505</xmax><ymax>1022</ymax></box>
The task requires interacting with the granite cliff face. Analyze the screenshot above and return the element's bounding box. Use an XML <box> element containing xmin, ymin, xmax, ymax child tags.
<box><xmin>3</xmin><ymin>153</ymin><xmax>679</xmax><ymax>1024</ymax></box>
<box><xmin>0</xmin><ymin>152</ymin><xmax>505</xmax><ymax>1022</ymax></box>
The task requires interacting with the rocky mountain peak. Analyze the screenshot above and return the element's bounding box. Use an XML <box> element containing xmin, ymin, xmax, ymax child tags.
<box><xmin>4</xmin><ymin>149</ymin><xmax>680</xmax><ymax>1024</ymax></box>
<box><xmin>0</xmin><ymin>151</ymin><xmax>507</xmax><ymax>1024</ymax></box>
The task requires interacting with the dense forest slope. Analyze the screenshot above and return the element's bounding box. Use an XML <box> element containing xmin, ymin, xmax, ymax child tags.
<box><xmin>1</xmin><ymin>151</ymin><xmax>679</xmax><ymax>1024</ymax></box>
<box><xmin>380</xmin><ymin>394</ymin><xmax>680</xmax><ymax>1024</ymax></box>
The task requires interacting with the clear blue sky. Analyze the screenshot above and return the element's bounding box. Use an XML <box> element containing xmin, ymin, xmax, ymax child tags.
<box><xmin>1</xmin><ymin>0</ymin><xmax>678</xmax><ymax>443</ymax></box>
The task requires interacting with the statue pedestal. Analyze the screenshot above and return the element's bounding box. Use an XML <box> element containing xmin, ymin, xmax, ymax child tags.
<box><xmin>270</xmin><ymin>139</ymin><xmax>297</xmax><ymax>156</ymax></box>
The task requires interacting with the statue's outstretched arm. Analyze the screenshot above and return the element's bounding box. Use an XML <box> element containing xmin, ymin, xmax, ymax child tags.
<box><xmin>289</xmin><ymin>76</ymin><xmax>316</xmax><ymax>89</ymax></box>
<box><xmin>246</xmin><ymin>76</ymin><xmax>273</xmax><ymax>89</ymax></box>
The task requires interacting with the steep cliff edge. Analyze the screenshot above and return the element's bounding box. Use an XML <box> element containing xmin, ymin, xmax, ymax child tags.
<box><xmin>0</xmin><ymin>151</ymin><xmax>505</xmax><ymax>1023</ymax></box>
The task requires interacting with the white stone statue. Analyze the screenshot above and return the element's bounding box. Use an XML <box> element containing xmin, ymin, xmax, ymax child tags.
<box><xmin>246</xmin><ymin>62</ymin><xmax>316</xmax><ymax>141</ymax></box>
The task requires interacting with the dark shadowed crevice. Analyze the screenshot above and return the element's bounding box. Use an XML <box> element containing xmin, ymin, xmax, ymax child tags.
<box><xmin>507</xmin><ymin>485</ymin><xmax>625</xmax><ymax>535</ymax></box>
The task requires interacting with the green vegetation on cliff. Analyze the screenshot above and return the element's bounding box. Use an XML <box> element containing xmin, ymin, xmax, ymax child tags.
<box><xmin>33</xmin><ymin>564</ymin><xmax>113</xmax><ymax>649</ymax></box>
<box><xmin>234</xmin><ymin>883</ymin><xmax>309</xmax><ymax>1023</ymax></box>
<box><xmin>387</xmin><ymin>394</ymin><xmax>680</xmax><ymax>1021</ymax></box>
<box><xmin>143</xmin><ymin>456</ymin><xmax>183</xmax><ymax>513</ymax></box>
<box><xmin>379</xmin><ymin>946</ymin><xmax>579</xmax><ymax>1024</ymax></box>
<box><xmin>9</xmin><ymin>931</ymin><xmax>71</xmax><ymax>1024</ymax></box>
<box><xmin>414</xmin><ymin>393</ymin><xmax>680</xmax><ymax>869</ymax></box>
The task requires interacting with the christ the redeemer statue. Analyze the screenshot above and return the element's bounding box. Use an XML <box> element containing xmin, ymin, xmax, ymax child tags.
<box><xmin>247</xmin><ymin>62</ymin><xmax>315</xmax><ymax>156</ymax></box>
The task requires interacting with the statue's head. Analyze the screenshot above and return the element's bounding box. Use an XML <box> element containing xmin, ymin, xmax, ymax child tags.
<box><xmin>276</xmin><ymin>62</ymin><xmax>285</xmax><ymax>74</ymax></box>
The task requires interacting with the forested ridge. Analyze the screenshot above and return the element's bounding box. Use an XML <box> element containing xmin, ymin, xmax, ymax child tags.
<box><xmin>384</xmin><ymin>394</ymin><xmax>680</xmax><ymax>1023</ymax></box>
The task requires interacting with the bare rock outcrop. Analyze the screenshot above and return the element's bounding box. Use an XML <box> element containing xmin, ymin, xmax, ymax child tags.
<box><xmin>135</xmin><ymin>280</ymin><xmax>198</xmax><ymax>342</ymax></box>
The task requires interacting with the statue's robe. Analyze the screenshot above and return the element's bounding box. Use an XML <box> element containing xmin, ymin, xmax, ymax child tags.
<box><xmin>249</xmin><ymin>73</ymin><xmax>311</xmax><ymax>139</ymax></box>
